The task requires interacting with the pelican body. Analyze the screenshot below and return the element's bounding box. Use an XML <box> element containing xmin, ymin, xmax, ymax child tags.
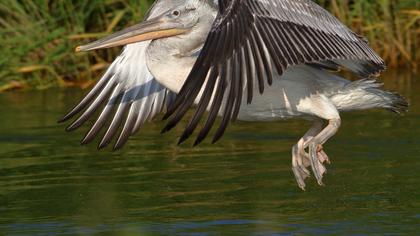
<box><xmin>60</xmin><ymin>0</ymin><xmax>407</xmax><ymax>189</ymax></box>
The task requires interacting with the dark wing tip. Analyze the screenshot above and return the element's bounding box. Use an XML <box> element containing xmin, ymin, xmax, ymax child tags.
<box><xmin>113</xmin><ymin>143</ymin><xmax>125</xmax><ymax>151</ymax></box>
<box><xmin>66</xmin><ymin>123</ymin><xmax>79</xmax><ymax>132</ymax></box>
<box><xmin>161</xmin><ymin>124</ymin><xmax>173</xmax><ymax>134</ymax></box>
<box><xmin>97</xmin><ymin>140</ymin><xmax>109</xmax><ymax>150</ymax></box>
<box><xmin>80</xmin><ymin>138</ymin><xmax>91</xmax><ymax>146</ymax></box>
<box><xmin>193</xmin><ymin>139</ymin><xmax>201</xmax><ymax>147</ymax></box>
<box><xmin>193</xmin><ymin>135</ymin><xmax>206</xmax><ymax>147</ymax></box>
<box><xmin>178</xmin><ymin>131</ymin><xmax>191</xmax><ymax>145</ymax></box>
<box><xmin>58</xmin><ymin>116</ymin><xmax>68</xmax><ymax>124</ymax></box>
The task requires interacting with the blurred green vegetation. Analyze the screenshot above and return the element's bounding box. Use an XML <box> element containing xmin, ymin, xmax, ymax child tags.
<box><xmin>0</xmin><ymin>0</ymin><xmax>154</xmax><ymax>91</ymax></box>
<box><xmin>0</xmin><ymin>0</ymin><xmax>419</xmax><ymax>91</ymax></box>
<box><xmin>317</xmin><ymin>0</ymin><xmax>420</xmax><ymax>69</ymax></box>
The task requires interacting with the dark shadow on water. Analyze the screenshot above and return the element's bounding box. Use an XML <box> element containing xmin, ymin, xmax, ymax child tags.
<box><xmin>0</xmin><ymin>70</ymin><xmax>418</xmax><ymax>235</ymax></box>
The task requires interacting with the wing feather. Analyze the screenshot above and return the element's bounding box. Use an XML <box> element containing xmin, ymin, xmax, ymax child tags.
<box><xmin>60</xmin><ymin>41</ymin><xmax>175</xmax><ymax>150</ymax></box>
<box><xmin>164</xmin><ymin>0</ymin><xmax>386</xmax><ymax>145</ymax></box>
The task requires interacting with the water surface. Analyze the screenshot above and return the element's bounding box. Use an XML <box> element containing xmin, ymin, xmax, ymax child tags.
<box><xmin>0</xmin><ymin>71</ymin><xmax>419</xmax><ymax>235</ymax></box>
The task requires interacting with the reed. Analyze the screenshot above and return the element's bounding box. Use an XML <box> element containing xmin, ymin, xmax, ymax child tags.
<box><xmin>0</xmin><ymin>0</ymin><xmax>153</xmax><ymax>91</ymax></box>
<box><xmin>0</xmin><ymin>0</ymin><xmax>418</xmax><ymax>91</ymax></box>
<box><xmin>316</xmin><ymin>0</ymin><xmax>420</xmax><ymax>69</ymax></box>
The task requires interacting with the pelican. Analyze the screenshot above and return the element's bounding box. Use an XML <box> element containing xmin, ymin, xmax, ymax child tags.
<box><xmin>60</xmin><ymin>0</ymin><xmax>408</xmax><ymax>189</ymax></box>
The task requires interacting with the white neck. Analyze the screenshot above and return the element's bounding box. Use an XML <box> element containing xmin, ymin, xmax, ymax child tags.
<box><xmin>145</xmin><ymin>3</ymin><xmax>216</xmax><ymax>93</ymax></box>
<box><xmin>146</xmin><ymin>40</ymin><xmax>198</xmax><ymax>93</ymax></box>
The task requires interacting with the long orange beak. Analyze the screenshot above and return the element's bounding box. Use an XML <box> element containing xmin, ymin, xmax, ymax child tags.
<box><xmin>75</xmin><ymin>17</ymin><xmax>187</xmax><ymax>52</ymax></box>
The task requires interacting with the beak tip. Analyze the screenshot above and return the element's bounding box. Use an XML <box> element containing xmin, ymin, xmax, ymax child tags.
<box><xmin>75</xmin><ymin>46</ymin><xmax>83</xmax><ymax>53</ymax></box>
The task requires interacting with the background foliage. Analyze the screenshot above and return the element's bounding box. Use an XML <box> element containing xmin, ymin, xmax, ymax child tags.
<box><xmin>0</xmin><ymin>0</ymin><xmax>419</xmax><ymax>91</ymax></box>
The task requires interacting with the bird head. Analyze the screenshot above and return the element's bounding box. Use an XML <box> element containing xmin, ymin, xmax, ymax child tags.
<box><xmin>75</xmin><ymin>0</ymin><xmax>216</xmax><ymax>52</ymax></box>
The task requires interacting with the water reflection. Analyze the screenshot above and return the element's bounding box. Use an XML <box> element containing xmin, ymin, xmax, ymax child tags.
<box><xmin>0</xmin><ymin>71</ymin><xmax>419</xmax><ymax>235</ymax></box>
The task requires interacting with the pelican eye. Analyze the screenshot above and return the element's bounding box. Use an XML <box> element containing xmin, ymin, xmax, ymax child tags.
<box><xmin>172</xmin><ymin>10</ymin><xmax>180</xmax><ymax>16</ymax></box>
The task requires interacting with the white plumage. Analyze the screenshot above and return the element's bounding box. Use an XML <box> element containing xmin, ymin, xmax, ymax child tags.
<box><xmin>61</xmin><ymin>0</ymin><xmax>407</xmax><ymax>189</ymax></box>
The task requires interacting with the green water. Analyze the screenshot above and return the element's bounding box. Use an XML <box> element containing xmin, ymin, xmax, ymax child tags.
<box><xmin>0</xmin><ymin>71</ymin><xmax>419</xmax><ymax>235</ymax></box>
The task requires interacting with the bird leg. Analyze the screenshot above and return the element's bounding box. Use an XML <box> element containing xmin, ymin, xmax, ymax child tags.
<box><xmin>292</xmin><ymin>119</ymin><xmax>325</xmax><ymax>190</ymax></box>
<box><xmin>308</xmin><ymin>118</ymin><xmax>341</xmax><ymax>186</ymax></box>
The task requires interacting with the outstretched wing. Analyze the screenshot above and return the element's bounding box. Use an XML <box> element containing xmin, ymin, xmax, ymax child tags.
<box><xmin>163</xmin><ymin>0</ymin><xmax>385</xmax><ymax>145</ymax></box>
<box><xmin>60</xmin><ymin>41</ymin><xmax>175</xmax><ymax>150</ymax></box>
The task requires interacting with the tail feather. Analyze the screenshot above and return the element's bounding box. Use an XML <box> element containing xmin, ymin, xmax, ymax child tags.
<box><xmin>384</xmin><ymin>92</ymin><xmax>409</xmax><ymax>114</ymax></box>
<box><xmin>330</xmin><ymin>79</ymin><xmax>408</xmax><ymax>113</ymax></box>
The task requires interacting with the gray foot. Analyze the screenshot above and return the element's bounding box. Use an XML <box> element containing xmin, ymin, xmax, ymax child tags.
<box><xmin>309</xmin><ymin>142</ymin><xmax>329</xmax><ymax>186</ymax></box>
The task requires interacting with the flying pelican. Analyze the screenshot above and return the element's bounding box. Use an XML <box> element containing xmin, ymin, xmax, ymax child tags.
<box><xmin>60</xmin><ymin>0</ymin><xmax>408</xmax><ymax>189</ymax></box>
